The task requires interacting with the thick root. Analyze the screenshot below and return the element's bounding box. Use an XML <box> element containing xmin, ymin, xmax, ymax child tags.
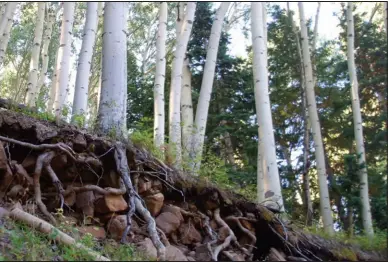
<box><xmin>9</xmin><ymin>207</ymin><xmax>110</xmax><ymax>261</ymax></box>
<box><xmin>225</xmin><ymin>216</ymin><xmax>256</xmax><ymax>253</ymax></box>
<box><xmin>212</xmin><ymin>208</ymin><xmax>237</xmax><ymax>261</ymax></box>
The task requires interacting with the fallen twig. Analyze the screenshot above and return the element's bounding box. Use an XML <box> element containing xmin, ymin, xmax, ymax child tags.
<box><xmin>9</xmin><ymin>207</ymin><xmax>110</xmax><ymax>261</ymax></box>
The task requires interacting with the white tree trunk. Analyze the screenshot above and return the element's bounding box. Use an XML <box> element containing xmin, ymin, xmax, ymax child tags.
<box><xmin>191</xmin><ymin>2</ymin><xmax>230</xmax><ymax>174</ymax></box>
<box><xmin>53</xmin><ymin>2</ymin><xmax>75</xmax><ymax>118</ymax></box>
<box><xmin>298</xmin><ymin>2</ymin><xmax>334</xmax><ymax>235</ymax></box>
<box><xmin>25</xmin><ymin>2</ymin><xmax>46</xmax><ymax>107</ymax></box>
<box><xmin>346</xmin><ymin>2</ymin><xmax>374</xmax><ymax>238</ymax></box>
<box><xmin>175</xmin><ymin>2</ymin><xmax>185</xmax><ymax>36</ymax></box>
<box><xmin>71</xmin><ymin>2</ymin><xmax>98</xmax><ymax>125</ymax></box>
<box><xmin>153</xmin><ymin>2</ymin><xmax>168</xmax><ymax>151</ymax></box>
<box><xmin>37</xmin><ymin>3</ymin><xmax>62</xmax><ymax>107</ymax></box>
<box><xmin>97</xmin><ymin>2</ymin><xmax>128</xmax><ymax>137</ymax></box>
<box><xmin>168</xmin><ymin>2</ymin><xmax>196</xmax><ymax>169</ymax></box>
<box><xmin>0</xmin><ymin>2</ymin><xmax>17</xmax><ymax>68</ymax></box>
<box><xmin>47</xmin><ymin>49</ymin><xmax>58</xmax><ymax>113</ymax></box>
<box><xmin>251</xmin><ymin>2</ymin><xmax>284</xmax><ymax>211</ymax></box>
<box><xmin>312</xmin><ymin>2</ymin><xmax>321</xmax><ymax>88</ymax></box>
<box><xmin>181</xmin><ymin>57</ymin><xmax>193</xmax><ymax>168</ymax></box>
<box><xmin>0</xmin><ymin>2</ymin><xmax>17</xmax><ymax>39</ymax></box>
<box><xmin>384</xmin><ymin>2</ymin><xmax>387</xmax><ymax>33</ymax></box>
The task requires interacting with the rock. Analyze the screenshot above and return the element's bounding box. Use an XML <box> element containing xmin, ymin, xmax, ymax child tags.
<box><xmin>21</xmin><ymin>155</ymin><xmax>36</xmax><ymax>172</ymax></box>
<box><xmin>210</xmin><ymin>219</ymin><xmax>218</xmax><ymax>231</ymax></box>
<box><xmin>188</xmin><ymin>251</ymin><xmax>195</xmax><ymax>257</ymax></box>
<box><xmin>73</xmin><ymin>134</ymin><xmax>87</xmax><ymax>152</ymax></box>
<box><xmin>107</xmin><ymin>215</ymin><xmax>139</xmax><ymax>241</ymax></box>
<box><xmin>136</xmin><ymin>238</ymin><xmax>157</xmax><ymax>259</ymax></box>
<box><xmin>94</xmin><ymin>194</ymin><xmax>128</xmax><ymax>214</ymax></box>
<box><xmin>0</xmin><ymin>207</ymin><xmax>9</xmax><ymax>218</ymax></box>
<box><xmin>152</xmin><ymin>179</ymin><xmax>163</xmax><ymax>192</ymax></box>
<box><xmin>218</xmin><ymin>226</ymin><xmax>229</xmax><ymax>242</ymax></box>
<box><xmin>64</xmin><ymin>191</ymin><xmax>76</xmax><ymax>206</ymax></box>
<box><xmin>137</xmin><ymin>176</ymin><xmax>152</xmax><ymax>195</ymax></box>
<box><xmin>175</xmin><ymin>244</ymin><xmax>189</xmax><ymax>255</ymax></box>
<box><xmin>240</xmin><ymin>219</ymin><xmax>255</xmax><ymax>232</ymax></box>
<box><xmin>144</xmin><ymin>193</ymin><xmax>164</xmax><ymax>217</ymax></box>
<box><xmin>178</xmin><ymin>222</ymin><xmax>203</xmax><ymax>245</ymax></box>
<box><xmin>195</xmin><ymin>244</ymin><xmax>212</xmax><ymax>261</ymax></box>
<box><xmin>161</xmin><ymin>205</ymin><xmax>184</xmax><ymax>222</ymax></box>
<box><xmin>78</xmin><ymin>226</ymin><xmax>106</xmax><ymax>240</ymax></box>
<box><xmin>75</xmin><ymin>191</ymin><xmax>95</xmax><ymax>217</ymax></box>
<box><xmin>51</xmin><ymin>154</ymin><xmax>68</xmax><ymax>170</ymax></box>
<box><xmin>155</xmin><ymin>212</ymin><xmax>181</xmax><ymax>235</ymax></box>
<box><xmin>166</xmin><ymin>245</ymin><xmax>188</xmax><ymax>261</ymax></box>
<box><xmin>187</xmin><ymin>256</ymin><xmax>195</xmax><ymax>261</ymax></box>
<box><xmin>223</xmin><ymin>251</ymin><xmax>245</xmax><ymax>261</ymax></box>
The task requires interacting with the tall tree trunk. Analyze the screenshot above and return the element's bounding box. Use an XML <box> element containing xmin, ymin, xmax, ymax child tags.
<box><xmin>191</xmin><ymin>2</ymin><xmax>230</xmax><ymax>175</ymax></box>
<box><xmin>298</xmin><ymin>2</ymin><xmax>334</xmax><ymax>235</ymax></box>
<box><xmin>0</xmin><ymin>2</ymin><xmax>17</xmax><ymax>39</ymax></box>
<box><xmin>153</xmin><ymin>2</ymin><xmax>168</xmax><ymax>152</ymax></box>
<box><xmin>53</xmin><ymin>2</ymin><xmax>75</xmax><ymax>119</ymax></box>
<box><xmin>37</xmin><ymin>3</ymin><xmax>62</xmax><ymax>107</ymax></box>
<box><xmin>25</xmin><ymin>3</ymin><xmax>46</xmax><ymax>107</ymax></box>
<box><xmin>384</xmin><ymin>3</ymin><xmax>387</xmax><ymax>34</ymax></box>
<box><xmin>0</xmin><ymin>2</ymin><xmax>17</xmax><ymax>68</ymax></box>
<box><xmin>286</xmin><ymin>3</ymin><xmax>314</xmax><ymax>226</ymax></box>
<box><xmin>71</xmin><ymin>2</ymin><xmax>98</xmax><ymax>126</ymax></box>
<box><xmin>168</xmin><ymin>2</ymin><xmax>196</xmax><ymax>169</ymax></box>
<box><xmin>346</xmin><ymin>2</ymin><xmax>374</xmax><ymax>238</ymax></box>
<box><xmin>181</xmin><ymin>57</ymin><xmax>194</xmax><ymax>169</ymax></box>
<box><xmin>312</xmin><ymin>2</ymin><xmax>321</xmax><ymax>87</ymax></box>
<box><xmin>47</xmin><ymin>49</ymin><xmax>58</xmax><ymax>113</ymax></box>
<box><xmin>223</xmin><ymin>131</ymin><xmax>236</xmax><ymax>170</ymax></box>
<box><xmin>251</xmin><ymin>2</ymin><xmax>284</xmax><ymax>211</ymax></box>
<box><xmin>96</xmin><ymin>2</ymin><xmax>128</xmax><ymax>138</ymax></box>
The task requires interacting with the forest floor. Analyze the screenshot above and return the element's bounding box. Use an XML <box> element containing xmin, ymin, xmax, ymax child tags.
<box><xmin>0</xmin><ymin>106</ymin><xmax>386</xmax><ymax>261</ymax></box>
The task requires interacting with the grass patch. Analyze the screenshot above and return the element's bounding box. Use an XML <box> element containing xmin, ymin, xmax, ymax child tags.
<box><xmin>0</xmin><ymin>218</ymin><xmax>148</xmax><ymax>261</ymax></box>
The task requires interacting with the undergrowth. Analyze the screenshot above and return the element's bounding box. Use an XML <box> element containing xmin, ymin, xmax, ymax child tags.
<box><xmin>0</xmin><ymin>218</ymin><xmax>147</xmax><ymax>261</ymax></box>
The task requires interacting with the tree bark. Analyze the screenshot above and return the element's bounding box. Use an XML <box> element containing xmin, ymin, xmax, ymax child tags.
<box><xmin>25</xmin><ymin>3</ymin><xmax>46</xmax><ymax>107</ymax></box>
<box><xmin>191</xmin><ymin>2</ymin><xmax>230</xmax><ymax>175</ymax></box>
<box><xmin>346</xmin><ymin>2</ymin><xmax>374</xmax><ymax>238</ymax></box>
<box><xmin>97</xmin><ymin>2</ymin><xmax>128</xmax><ymax>138</ymax></box>
<box><xmin>71</xmin><ymin>2</ymin><xmax>98</xmax><ymax>125</ymax></box>
<box><xmin>384</xmin><ymin>2</ymin><xmax>387</xmax><ymax>34</ymax></box>
<box><xmin>287</xmin><ymin>3</ymin><xmax>313</xmax><ymax>226</ymax></box>
<box><xmin>53</xmin><ymin>2</ymin><xmax>75</xmax><ymax>118</ymax></box>
<box><xmin>181</xmin><ymin>57</ymin><xmax>194</xmax><ymax>170</ymax></box>
<box><xmin>153</xmin><ymin>2</ymin><xmax>168</xmax><ymax>152</ymax></box>
<box><xmin>312</xmin><ymin>2</ymin><xmax>321</xmax><ymax>88</ymax></box>
<box><xmin>0</xmin><ymin>2</ymin><xmax>17</xmax><ymax>68</ymax></box>
<box><xmin>298</xmin><ymin>2</ymin><xmax>334</xmax><ymax>235</ymax></box>
<box><xmin>251</xmin><ymin>2</ymin><xmax>284</xmax><ymax>211</ymax></box>
<box><xmin>168</xmin><ymin>2</ymin><xmax>196</xmax><ymax>169</ymax></box>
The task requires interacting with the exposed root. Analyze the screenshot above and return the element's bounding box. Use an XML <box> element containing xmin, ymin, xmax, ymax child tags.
<box><xmin>114</xmin><ymin>142</ymin><xmax>165</xmax><ymax>260</ymax></box>
<box><xmin>225</xmin><ymin>216</ymin><xmax>256</xmax><ymax>253</ymax></box>
<box><xmin>63</xmin><ymin>180</ymin><xmax>126</xmax><ymax>197</ymax></box>
<box><xmin>198</xmin><ymin>211</ymin><xmax>217</xmax><ymax>241</ymax></box>
<box><xmin>268</xmin><ymin>247</ymin><xmax>286</xmax><ymax>261</ymax></box>
<box><xmin>34</xmin><ymin>151</ymin><xmax>57</xmax><ymax>225</ymax></box>
<box><xmin>46</xmin><ymin>164</ymin><xmax>65</xmax><ymax>209</ymax></box>
<box><xmin>9</xmin><ymin>207</ymin><xmax>110</xmax><ymax>261</ymax></box>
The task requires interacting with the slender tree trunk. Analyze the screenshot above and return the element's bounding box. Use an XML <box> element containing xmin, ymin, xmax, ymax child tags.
<box><xmin>191</xmin><ymin>2</ymin><xmax>230</xmax><ymax>175</ymax></box>
<box><xmin>153</xmin><ymin>2</ymin><xmax>168</xmax><ymax>152</ymax></box>
<box><xmin>53</xmin><ymin>2</ymin><xmax>75</xmax><ymax>119</ymax></box>
<box><xmin>37</xmin><ymin>3</ymin><xmax>62</xmax><ymax>107</ymax></box>
<box><xmin>384</xmin><ymin>2</ymin><xmax>387</xmax><ymax>34</ymax></box>
<box><xmin>96</xmin><ymin>2</ymin><xmax>128</xmax><ymax>138</ymax></box>
<box><xmin>71</xmin><ymin>2</ymin><xmax>98</xmax><ymax>125</ymax></box>
<box><xmin>223</xmin><ymin>131</ymin><xmax>236</xmax><ymax>170</ymax></box>
<box><xmin>287</xmin><ymin>3</ymin><xmax>313</xmax><ymax>226</ymax></box>
<box><xmin>298</xmin><ymin>2</ymin><xmax>334</xmax><ymax>235</ymax></box>
<box><xmin>0</xmin><ymin>2</ymin><xmax>17</xmax><ymax>39</ymax></box>
<box><xmin>168</xmin><ymin>2</ymin><xmax>196</xmax><ymax>169</ymax></box>
<box><xmin>346</xmin><ymin>2</ymin><xmax>374</xmax><ymax>237</ymax></box>
<box><xmin>312</xmin><ymin>2</ymin><xmax>321</xmax><ymax>87</ymax></box>
<box><xmin>47</xmin><ymin>50</ymin><xmax>58</xmax><ymax>113</ymax></box>
<box><xmin>181</xmin><ymin>57</ymin><xmax>194</xmax><ymax>169</ymax></box>
<box><xmin>25</xmin><ymin>3</ymin><xmax>46</xmax><ymax>107</ymax></box>
<box><xmin>251</xmin><ymin>2</ymin><xmax>284</xmax><ymax>211</ymax></box>
<box><xmin>0</xmin><ymin>2</ymin><xmax>17</xmax><ymax>68</ymax></box>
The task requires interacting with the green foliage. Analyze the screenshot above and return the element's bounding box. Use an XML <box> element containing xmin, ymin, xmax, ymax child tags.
<box><xmin>129</xmin><ymin>128</ymin><xmax>164</xmax><ymax>160</ymax></box>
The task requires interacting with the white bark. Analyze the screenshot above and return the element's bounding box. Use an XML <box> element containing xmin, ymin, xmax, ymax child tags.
<box><xmin>168</xmin><ymin>2</ymin><xmax>196</xmax><ymax>169</ymax></box>
<box><xmin>312</xmin><ymin>2</ymin><xmax>321</xmax><ymax>88</ymax></box>
<box><xmin>192</xmin><ymin>2</ymin><xmax>230</xmax><ymax>174</ymax></box>
<box><xmin>153</xmin><ymin>2</ymin><xmax>167</xmax><ymax>150</ymax></box>
<box><xmin>53</xmin><ymin>2</ymin><xmax>75</xmax><ymax>118</ymax></box>
<box><xmin>251</xmin><ymin>2</ymin><xmax>284</xmax><ymax>211</ymax></box>
<box><xmin>25</xmin><ymin>3</ymin><xmax>46</xmax><ymax>107</ymax></box>
<box><xmin>175</xmin><ymin>2</ymin><xmax>185</xmax><ymax>36</ymax></box>
<box><xmin>298</xmin><ymin>2</ymin><xmax>334</xmax><ymax>235</ymax></box>
<box><xmin>47</xmin><ymin>49</ymin><xmax>58</xmax><ymax>113</ymax></box>
<box><xmin>37</xmin><ymin>4</ymin><xmax>62</xmax><ymax>107</ymax></box>
<box><xmin>0</xmin><ymin>8</ymin><xmax>14</xmax><ymax>68</ymax></box>
<box><xmin>0</xmin><ymin>2</ymin><xmax>17</xmax><ymax>68</ymax></box>
<box><xmin>346</xmin><ymin>2</ymin><xmax>374</xmax><ymax>238</ymax></box>
<box><xmin>181</xmin><ymin>57</ymin><xmax>193</xmax><ymax>167</ymax></box>
<box><xmin>0</xmin><ymin>2</ymin><xmax>17</xmax><ymax>39</ymax></box>
<box><xmin>71</xmin><ymin>2</ymin><xmax>98</xmax><ymax>125</ymax></box>
<box><xmin>97</xmin><ymin>2</ymin><xmax>128</xmax><ymax>137</ymax></box>
<box><xmin>384</xmin><ymin>2</ymin><xmax>387</xmax><ymax>33</ymax></box>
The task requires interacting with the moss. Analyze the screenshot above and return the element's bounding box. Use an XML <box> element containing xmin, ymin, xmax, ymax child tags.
<box><xmin>332</xmin><ymin>247</ymin><xmax>358</xmax><ymax>261</ymax></box>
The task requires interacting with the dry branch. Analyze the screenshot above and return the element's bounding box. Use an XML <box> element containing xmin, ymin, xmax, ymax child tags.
<box><xmin>9</xmin><ymin>207</ymin><xmax>110</xmax><ymax>261</ymax></box>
